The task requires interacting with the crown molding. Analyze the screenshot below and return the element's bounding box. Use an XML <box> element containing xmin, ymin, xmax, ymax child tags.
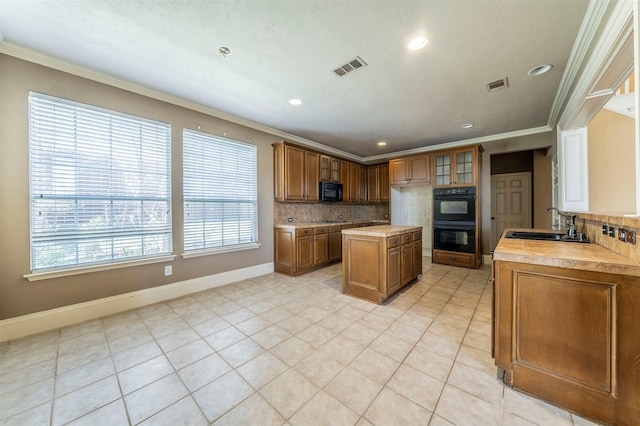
<box><xmin>0</xmin><ymin>41</ymin><xmax>362</xmax><ymax>162</ymax></box>
<box><xmin>363</xmin><ymin>126</ymin><xmax>552</xmax><ymax>163</ymax></box>
<box><xmin>548</xmin><ymin>0</ymin><xmax>612</xmax><ymax>128</ymax></box>
<box><xmin>556</xmin><ymin>0</ymin><xmax>634</xmax><ymax>130</ymax></box>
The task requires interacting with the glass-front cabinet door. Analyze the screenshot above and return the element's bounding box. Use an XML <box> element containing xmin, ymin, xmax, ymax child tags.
<box><xmin>455</xmin><ymin>149</ymin><xmax>473</xmax><ymax>185</ymax></box>
<box><xmin>434</xmin><ymin>153</ymin><xmax>451</xmax><ymax>185</ymax></box>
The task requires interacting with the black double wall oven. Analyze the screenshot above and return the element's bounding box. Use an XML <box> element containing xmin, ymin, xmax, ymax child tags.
<box><xmin>433</xmin><ymin>187</ymin><xmax>476</xmax><ymax>255</ymax></box>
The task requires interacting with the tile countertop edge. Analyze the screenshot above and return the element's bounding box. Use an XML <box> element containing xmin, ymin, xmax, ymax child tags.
<box><xmin>493</xmin><ymin>228</ymin><xmax>640</xmax><ymax>277</ymax></box>
<box><xmin>341</xmin><ymin>225</ymin><xmax>422</xmax><ymax>237</ymax></box>
<box><xmin>274</xmin><ymin>220</ymin><xmax>390</xmax><ymax>229</ymax></box>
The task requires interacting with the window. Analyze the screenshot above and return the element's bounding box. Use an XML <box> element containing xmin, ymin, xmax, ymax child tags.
<box><xmin>28</xmin><ymin>92</ymin><xmax>172</xmax><ymax>272</ymax></box>
<box><xmin>183</xmin><ymin>129</ymin><xmax>258</xmax><ymax>253</ymax></box>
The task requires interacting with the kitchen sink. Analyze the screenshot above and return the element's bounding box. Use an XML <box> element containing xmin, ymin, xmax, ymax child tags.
<box><xmin>504</xmin><ymin>230</ymin><xmax>589</xmax><ymax>243</ymax></box>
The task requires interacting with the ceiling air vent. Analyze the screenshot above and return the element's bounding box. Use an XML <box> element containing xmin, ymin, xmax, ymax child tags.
<box><xmin>333</xmin><ymin>56</ymin><xmax>367</xmax><ymax>77</ymax></box>
<box><xmin>486</xmin><ymin>77</ymin><xmax>509</xmax><ymax>92</ymax></box>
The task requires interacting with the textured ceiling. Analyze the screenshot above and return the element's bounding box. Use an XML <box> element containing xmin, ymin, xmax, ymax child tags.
<box><xmin>0</xmin><ymin>0</ymin><xmax>590</xmax><ymax>157</ymax></box>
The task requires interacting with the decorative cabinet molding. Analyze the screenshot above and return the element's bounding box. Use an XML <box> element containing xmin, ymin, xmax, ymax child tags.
<box><xmin>558</xmin><ymin>127</ymin><xmax>589</xmax><ymax>212</ymax></box>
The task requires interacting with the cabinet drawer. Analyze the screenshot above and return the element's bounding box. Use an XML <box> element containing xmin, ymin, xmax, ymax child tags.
<box><xmin>328</xmin><ymin>225</ymin><xmax>342</xmax><ymax>233</ymax></box>
<box><xmin>402</xmin><ymin>233</ymin><xmax>413</xmax><ymax>244</ymax></box>
<box><xmin>296</xmin><ymin>228</ymin><xmax>312</xmax><ymax>237</ymax></box>
<box><xmin>433</xmin><ymin>250</ymin><xmax>474</xmax><ymax>267</ymax></box>
<box><xmin>412</xmin><ymin>230</ymin><xmax>422</xmax><ymax>241</ymax></box>
<box><xmin>387</xmin><ymin>235</ymin><xmax>402</xmax><ymax>249</ymax></box>
<box><xmin>314</xmin><ymin>227</ymin><xmax>328</xmax><ymax>235</ymax></box>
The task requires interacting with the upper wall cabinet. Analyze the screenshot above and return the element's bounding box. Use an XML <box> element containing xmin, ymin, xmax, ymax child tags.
<box><xmin>389</xmin><ymin>154</ymin><xmax>430</xmax><ymax>185</ymax></box>
<box><xmin>367</xmin><ymin>163</ymin><xmax>390</xmax><ymax>202</ymax></box>
<box><xmin>273</xmin><ymin>142</ymin><xmax>319</xmax><ymax>202</ymax></box>
<box><xmin>433</xmin><ymin>145</ymin><xmax>483</xmax><ymax>187</ymax></box>
<box><xmin>319</xmin><ymin>155</ymin><xmax>341</xmax><ymax>183</ymax></box>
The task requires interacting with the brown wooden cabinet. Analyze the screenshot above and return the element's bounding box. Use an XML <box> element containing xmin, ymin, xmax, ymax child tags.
<box><xmin>412</xmin><ymin>231</ymin><xmax>422</xmax><ymax>277</ymax></box>
<box><xmin>313</xmin><ymin>227</ymin><xmax>328</xmax><ymax>264</ymax></box>
<box><xmin>320</xmin><ymin>155</ymin><xmax>340</xmax><ymax>183</ymax></box>
<box><xmin>433</xmin><ymin>145</ymin><xmax>482</xmax><ymax>187</ymax></box>
<box><xmin>342</xmin><ymin>226</ymin><xmax>422</xmax><ymax>304</ymax></box>
<box><xmin>273</xmin><ymin>142</ymin><xmax>319</xmax><ymax>202</ymax></box>
<box><xmin>493</xmin><ymin>260</ymin><xmax>640</xmax><ymax>425</ymax></box>
<box><xmin>367</xmin><ymin>163</ymin><xmax>390</xmax><ymax>203</ymax></box>
<box><xmin>389</xmin><ymin>155</ymin><xmax>430</xmax><ymax>185</ymax></box>
<box><xmin>328</xmin><ymin>226</ymin><xmax>342</xmax><ymax>261</ymax></box>
<box><xmin>347</xmin><ymin>162</ymin><xmax>367</xmax><ymax>202</ymax></box>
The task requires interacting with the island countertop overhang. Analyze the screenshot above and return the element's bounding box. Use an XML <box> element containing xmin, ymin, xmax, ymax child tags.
<box><xmin>341</xmin><ymin>225</ymin><xmax>422</xmax><ymax>238</ymax></box>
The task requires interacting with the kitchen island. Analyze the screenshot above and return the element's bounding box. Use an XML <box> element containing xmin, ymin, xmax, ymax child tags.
<box><xmin>342</xmin><ymin>225</ymin><xmax>422</xmax><ymax>304</ymax></box>
<box><xmin>273</xmin><ymin>220</ymin><xmax>389</xmax><ymax>276</ymax></box>
<box><xmin>493</xmin><ymin>229</ymin><xmax>640</xmax><ymax>425</ymax></box>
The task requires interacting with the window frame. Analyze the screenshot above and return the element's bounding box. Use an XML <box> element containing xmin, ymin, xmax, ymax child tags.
<box><xmin>181</xmin><ymin>128</ymin><xmax>260</xmax><ymax>257</ymax></box>
<box><xmin>26</xmin><ymin>92</ymin><xmax>174</xmax><ymax>279</ymax></box>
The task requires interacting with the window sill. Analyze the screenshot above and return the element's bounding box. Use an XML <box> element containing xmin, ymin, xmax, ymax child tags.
<box><xmin>24</xmin><ymin>255</ymin><xmax>177</xmax><ymax>282</ymax></box>
<box><xmin>182</xmin><ymin>242</ymin><xmax>261</xmax><ymax>259</ymax></box>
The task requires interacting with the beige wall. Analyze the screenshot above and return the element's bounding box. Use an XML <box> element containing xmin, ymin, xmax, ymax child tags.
<box><xmin>587</xmin><ymin>108</ymin><xmax>636</xmax><ymax>214</ymax></box>
<box><xmin>533</xmin><ymin>149</ymin><xmax>552</xmax><ymax>229</ymax></box>
<box><xmin>0</xmin><ymin>54</ymin><xmax>279</xmax><ymax>319</ymax></box>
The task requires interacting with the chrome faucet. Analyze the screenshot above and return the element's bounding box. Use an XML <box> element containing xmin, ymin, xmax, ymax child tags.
<box><xmin>545</xmin><ymin>207</ymin><xmax>578</xmax><ymax>238</ymax></box>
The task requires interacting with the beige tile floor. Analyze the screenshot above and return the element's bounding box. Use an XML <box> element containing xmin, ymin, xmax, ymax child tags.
<box><xmin>0</xmin><ymin>260</ymin><xmax>601</xmax><ymax>425</ymax></box>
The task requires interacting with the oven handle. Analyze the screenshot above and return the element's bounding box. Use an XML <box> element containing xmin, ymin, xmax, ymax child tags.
<box><xmin>434</xmin><ymin>224</ymin><xmax>476</xmax><ymax>232</ymax></box>
<box><xmin>434</xmin><ymin>194</ymin><xmax>475</xmax><ymax>201</ymax></box>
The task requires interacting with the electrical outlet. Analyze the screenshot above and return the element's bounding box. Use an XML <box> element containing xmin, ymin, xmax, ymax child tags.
<box><xmin>608</xmin><ymin>226</ymin><xmax>615</xmax><ymax>237</ymax></box>
<box><xmin>164</xmin><ymin>265</ymin><xmax>172</xmax><ymax>276</ymax></box>
<box><xmin>601</xmin><ymin>225</ymin><xmax>607</xmax><ymax>235</ymax></box>
<box><xmin>626</xmin><ymin>230</ymin><xmax>636</xmax><ymax>245</ymax></box>
<box><xmin>618</xmin><ymin>228</ymin><xmax>627</xmax><ymax>242</ymax></box>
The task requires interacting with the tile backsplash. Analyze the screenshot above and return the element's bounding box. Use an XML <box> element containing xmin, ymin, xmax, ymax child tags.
<box><xmin>577</xmin><ymin>213</ymin><xmax>640</xmax><ymax>263</ymax></box>
<box><xmin>273</xmin><ymin>202</ymin><xmax>389</xmax><ymax>224</ymax></box>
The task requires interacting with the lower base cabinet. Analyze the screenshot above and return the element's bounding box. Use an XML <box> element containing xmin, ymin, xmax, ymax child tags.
<box><xmin>275</xmin><ymin>225</ymin><xmax>341</xmax><ymax>276</ymax></box>
<box><xmin>493</xmin><ymin>261</ymin><xmax>640</xmax><ymax>425</ymax></box>
<box><xmin>432</xmin><ymin>249</ymin><xmax>476</xmax><ymax>268</ymax></box>
<box><xmin>342</xmin><ymin>227</ymin><xmax>422</xmax><ymax>304</ymax></box>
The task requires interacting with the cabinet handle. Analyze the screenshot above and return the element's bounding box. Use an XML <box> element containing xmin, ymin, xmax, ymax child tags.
<box><xmin>391</xmin><ymin>239</ymin><xmax>398</xmax><ymax>244</ymax></box>
<box><xmin>448</xmin><ymin>256</ymin><xmax>457</xmax><ymax>260</ymax></box>
<box><xmin>303</xmin><ymin>230</ymin><xmax>309</xmax><ymax>234</ymax></box>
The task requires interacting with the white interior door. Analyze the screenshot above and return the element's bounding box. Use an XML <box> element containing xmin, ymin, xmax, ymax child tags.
<box><xmin>490</xmin><ymin>172</ymin><xmax>532</xmax><ymax>251</ymax></box>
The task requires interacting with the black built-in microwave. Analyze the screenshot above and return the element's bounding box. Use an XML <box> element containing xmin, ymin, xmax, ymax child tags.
<box><xmin>319</xmin><ymin>181</ymin><xmax>343</xmax><ymax>202</ymax></box>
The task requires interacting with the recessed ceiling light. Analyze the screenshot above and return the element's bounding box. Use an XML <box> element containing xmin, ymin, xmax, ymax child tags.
<box><xmin>289</xmin><ymin>98</ymin><xmax>302</xmax><ymax>106</ymax></box>
<box><xmin>527</xmin><ymin>64</ymin><xmax>553</xmax><ymax>76</ymax></box>
<box><xmin>218</xmin><ymin>46</ymin><xmax>232</xmax><ymax>57</ymax></box>
<box><xmin>461</xmin><ymin>123</ymin><xmax>474</xmax><ymax>129</ymax></box>
<box><xmin>408</xmin><ymin>36</ymin><xmax>428</xmax><ymax>51</ymax></box>
<box><xmin>377</xmin><ymin>141</ymin><xmax>387</xmax><ymax>146</ymax></box>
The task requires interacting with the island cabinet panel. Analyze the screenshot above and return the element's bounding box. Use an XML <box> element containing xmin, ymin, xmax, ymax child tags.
<box><xmin>342</xmin><ymin>225</ymin><xmax>422</xmax><ymax>304</ymax></box>
<box><xmin>494</xmin><ymin>261</ymin><xmax>640</xmax><ymax>425</ymax></box>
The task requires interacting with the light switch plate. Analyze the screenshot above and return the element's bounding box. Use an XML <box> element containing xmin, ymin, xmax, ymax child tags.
<box><xmin>164</xmin><ymin>265</ymin><xmax>172</xmax><ymax>276</ymax></box>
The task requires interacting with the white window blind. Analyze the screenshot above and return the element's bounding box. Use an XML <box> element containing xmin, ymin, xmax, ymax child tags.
<box><xmin>28</xmin><ymin>92</ymin><xmax>172</xmax><ymax>272</ymax></box>
<box><xmin>183</xmin><ymin>129</ymin><xmax>257</xmax><ymax>252</ymax></box>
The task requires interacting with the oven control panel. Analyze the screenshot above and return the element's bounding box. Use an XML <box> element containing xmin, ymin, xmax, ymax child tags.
<box><xmin>433</xmin><ymin>186</ymin><xmax>475</xmax><ymax>196</ymax></box>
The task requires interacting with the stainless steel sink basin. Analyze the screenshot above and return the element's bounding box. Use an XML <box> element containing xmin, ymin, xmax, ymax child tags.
<box><xmin>504</xmin><ymin>230</ymin><xmax>589</xmax><ymax>243</ymax></box>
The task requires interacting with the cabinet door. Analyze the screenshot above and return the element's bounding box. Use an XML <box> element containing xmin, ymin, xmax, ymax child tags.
<box><xmin>453</xmin><ymin>149</ymin><xmax>474</xmax><ymax>185</ymax></box>
<box><xmin>387</xmin><ymin>246</ymin><xmax>402</xmax><ymax>295</ymax></box>
<box><xmin>434</xmin><ymin>153</ymin><xmax>452</xmax><ymax>186</ymax></box>
<box><xmin>380</xmin><ymin>164</ymin><xmax>390</xmax><ymax>201</ymax></box>
<box><xmin>331</xmin><ymin>158</ymin><xmax>341</xmax><ymax>182</ymax></box>
<box><xmin>367</xmin><ymin>165</ymin><xmax>380</xmax><ymax>202</ymax></box>
<box><xmin>358</xmin><ymin>165</ymin><xmax>367</xmax><ymax>201</ymax></box>
<box><xmin>314</xmin><ymin>233</ymin><xmax>328</xmax><ymax>264</ymax></box>
<box><xmin>341</xmin><ymin>161</ymin><xmax>351</xmax><ymax>199</ymax></box>
<box><xmin>319</xmin><ymin>155</ymin><xmax>331</xmax><ymax>182</ymax></box>
<box><xmin>390</xmin><ymin>159</ymin><xmax>409</xmax><ymax>184</ymax></box>
<box><xmin>305</xmin><ymin>151</ymin><xmax>319</xmax><ymax>201</ymax></box>
<box><xmin>401</xmin><ymin>243</ymin><xmax>413</xmax><ymax>285</ymax></box>
<box><xmin>348</xmin><ymin>163</ymin><xmax>360</xmax><ymax>202</ymax></box>
<box><xmin>412</xmin><ymin>240</ymin><xmax>422</xmax><ymax>277</ymax></box>
<box><xmin>296</xmin><ymin>235</ymin><xmax>313</xmax><ymax>269</ymax></box>
<box><xmin>329</xmin><ymin>231</ymin><xmax>342</xmax><ymax>261</ymax></box>
<box><xmin>409</xmin><ymin>156</ymin><xmax>430</xmax><ymax>183</ymax></box>
<box><xmin>284</xmin><ymin>145</ymin><xmax>306</xmax><ymax>200</ymax></box>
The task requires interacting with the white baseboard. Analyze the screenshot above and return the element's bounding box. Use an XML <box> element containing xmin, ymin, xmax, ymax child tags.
<box><xmin>0</xmin><ymin>262</ymin><xmax>274</xmax><ymax>343</ymax></box>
